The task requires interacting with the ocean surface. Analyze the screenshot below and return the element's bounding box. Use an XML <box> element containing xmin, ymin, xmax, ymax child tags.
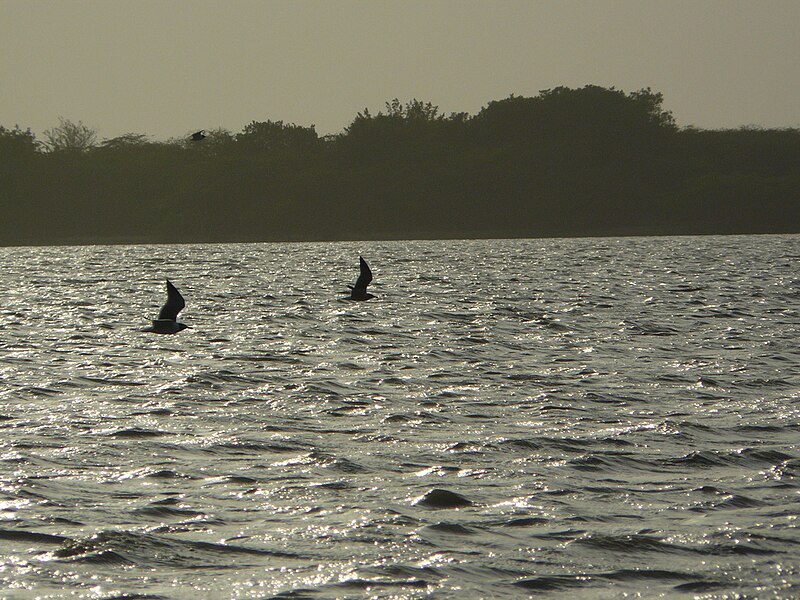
<box><xmin>0</xmin><ymin>235</ymin><xmax>798</xmax><ymax>599</ymax></box>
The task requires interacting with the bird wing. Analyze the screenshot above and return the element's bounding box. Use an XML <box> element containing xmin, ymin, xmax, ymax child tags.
<box><xmin>353</xmin><ymin>256</ymin><xmax>373</xmax><ymax>292</ymax></box>
<box><xmin>158</xmin><ymin>280</ymin><xmax>185</xmax><ymax>321</ymax></box>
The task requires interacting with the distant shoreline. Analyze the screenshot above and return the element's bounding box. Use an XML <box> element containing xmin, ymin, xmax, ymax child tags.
<box><xmin>2</xmin><ymin>228</ymin><xmax>797</xmax><ymax>249</ymax></box>
<box><xmin>3</xmin><ymin>87</ymin><xmax>799</xmax><ymax>248</ymax></box>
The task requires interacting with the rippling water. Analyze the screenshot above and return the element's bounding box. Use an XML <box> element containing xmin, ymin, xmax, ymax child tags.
<box><xmin>1</xmin><ymin>235</ymin><xmax>799</xmax><ymax>598</ymax></box>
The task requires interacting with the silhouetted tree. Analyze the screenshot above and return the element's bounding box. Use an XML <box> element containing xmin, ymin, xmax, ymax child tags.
<box><xmin>236</xmin><ymin>120</ymin><xmax>320</xmax><ymax>157</ymax></box>
<box><xmin>0</xmin><ymin>125</ymin><xmax>38</xmax><ymax>156</ymax></box>
<box><xmin>338</xmin><ymin>98</ymin><xmax>467</xmax><ymax>163</ymax></box>
<box><xmin>41</xmin><ymin>117</ymin><xmax>98</xmax><ymax>153</ymax></box>
<box><xmin>472</xmin><ymin>86</ymin><xmax>676</xmax><ymax>147</ymax></box>
<box><xmin>99</xmin><ymin>133</ymin><xmax>150</xmax><ymax>150</ymax></box>
<box><xmin>0</xmin><ymin>86</ymin><xmax>797</xmax><ymax>246</ymax></box>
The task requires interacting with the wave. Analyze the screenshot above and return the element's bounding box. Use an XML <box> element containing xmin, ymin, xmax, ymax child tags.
<box><xmin>3</xmin><ymin>236</ymin><xmax>799</xmax><ymax>597</ymax></box>
<box><xmin>0</xmin><ymin>528</ymin><xmax>70</xmax><ymax>545</ymax></box>
<box><xmin>515</xmin><ymin>569</ymin><xmax>723</xmax><ymax>592</ymax></box>
<box><xmin>53</xmin><ymin>530</ymin><xmax>299</xmax><ymax>568</ymax></box>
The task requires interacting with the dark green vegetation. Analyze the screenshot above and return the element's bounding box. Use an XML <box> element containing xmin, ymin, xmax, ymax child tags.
<box><xmin>2</xmin><ymin>86</ymin><xmax>798</xmax><ymax>245</ymax></box>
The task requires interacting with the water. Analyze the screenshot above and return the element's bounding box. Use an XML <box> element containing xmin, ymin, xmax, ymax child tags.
<box><xmin>0</xmin><ymin>235</ymin><xmax>798</xmax><ymax>598</ymax></box>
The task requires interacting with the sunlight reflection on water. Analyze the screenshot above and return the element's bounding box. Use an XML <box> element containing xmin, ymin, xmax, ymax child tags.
<box><xmin>0</xmin><ymin>235</ymin><xmax>798</xmax><ymax>597</ymax></box>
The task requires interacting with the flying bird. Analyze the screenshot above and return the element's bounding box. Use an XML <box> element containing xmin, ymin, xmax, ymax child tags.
<box><xmin>143</xmin><ymin>280</ymin><xmax>189</xmax><ymax>334</ymax></box>
<box><xmin>190</xmin><ymin>130</ymin><xmax>206</xmax><ymax>142</ymax></box>
<box><xmin>346</xmin><ymin>256</ymin><xmax>376</xmax><ymax>301</ymax></box>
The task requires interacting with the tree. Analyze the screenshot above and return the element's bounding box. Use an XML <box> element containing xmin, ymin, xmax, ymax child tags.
<box><xmin>182</xmin><ymin>127</ymin><xmax>237</xmax><ymax>156</ymax></box>
<box><xmin>0</xmin><ymin>124</ymin><xmax>38</xmax><ymax>157</ymax></box>
<box><xmin>338</xmin><ymin>98</ymin><xmax>467</xmax><ymax>163</ymax></box>
<box><xmin>471</xmin><ymin>85</ymin><xmax>677</xmax><ymax>147</ymax></box>
<box><xmin>42</xmin><ymin>117</ymin><xmax>98</xmax><ymax>153</ymax></box>
<box><xmin>0</xmin><ymin>125</ymin><xmax>38</xmax><ymax>186</ymax></box>
<box><xmin>628</xmin><ymin>88</ymin><xmax>677</xmax><ymax>131</ymax></box>
<box><xmin>99</xmin><ymin>133</ymin><xmax>150</xmax><ymax>150</ymax></box>
<box><xmin>236</xmin><ymin>120</ymin><xmax>320</xmax><ymax>156</ymax></box>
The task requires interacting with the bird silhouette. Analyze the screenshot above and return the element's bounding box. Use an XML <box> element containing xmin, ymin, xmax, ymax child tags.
<box><xmin>346</xmin><ymin>256</ymin><xmax>376</xmax><ymax>301</ymax></box>
<box><xmin>143</xmin><ymin>280</ymin><xmax>189</xmax><ymax>334</ymax></box>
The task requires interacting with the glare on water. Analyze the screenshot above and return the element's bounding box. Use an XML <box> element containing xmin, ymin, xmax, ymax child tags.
<box><xmin>0</xmin><ymin>235</ymin><xmax>798</xmax><ymax>598</ymax></box>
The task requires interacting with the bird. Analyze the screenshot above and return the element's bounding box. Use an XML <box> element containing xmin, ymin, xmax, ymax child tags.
<box><xmin>345</xmin><ymin>256</ymin><xmax>375</xmax><ymax>301</ymax></box>
<box><xmin>190</xmin><ymin>130</ymin><xmax>206</xmax><ymax>142</ymax></box>
<box><xmin>143</xmin><ymin>280</ymin><xmax>189</xmax><ymax>334</ymax></box>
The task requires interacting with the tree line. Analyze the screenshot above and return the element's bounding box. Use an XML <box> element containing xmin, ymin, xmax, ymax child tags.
<box><xmin>1</xmin><ymin>85</ymin><xmax>798</xmax><ymax>246</ymax></box>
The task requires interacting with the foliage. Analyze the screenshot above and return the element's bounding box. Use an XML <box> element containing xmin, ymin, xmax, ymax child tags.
<box><xmin>41</xmin><ymin>117</ymin><xmax>98</xmax><ymax>153</ymax></box>
<box><xmin>236</xmin><ymin>120</ymin><xmax>320</xmax><ymax>156</ymax></box>
<box><xmin>0</xmin><ymin>124</ymin><xmax>38</xmax><ymax>154</ymax></box>
<box><xmin>471</xmin><ymin>86</ymin><xmax>676</xmax><ymax>147</ymax></box>
<box><xmin>99</xmin><ymin>133</ymin><xmax>150</xmax><ymax>150</ymax></box>
<box><xmin>0</xmin><ymin>86</ymin><xmax>797</xmax><ymax>245</ymax></box>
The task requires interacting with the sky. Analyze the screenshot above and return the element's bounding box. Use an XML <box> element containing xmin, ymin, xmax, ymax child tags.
<box><xmin>2</xmin><ymin>0</ymin><xmax>799</xmax><ymax>142</ymax></box>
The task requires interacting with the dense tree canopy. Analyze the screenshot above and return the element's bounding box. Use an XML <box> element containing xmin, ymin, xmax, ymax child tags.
<box><xmin>0</xmin><ymin>125</ymin><xmax>37</xmax><ymax>156</ymax></box>
<box><xmin>0</xmin><ymin>86</ymin><xmax>797</xmax><ymax>245</ymax></box>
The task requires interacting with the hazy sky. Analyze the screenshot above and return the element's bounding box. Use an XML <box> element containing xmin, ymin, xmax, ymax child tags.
<box><xmin>2</xmin><ymin>0</ymin><xmax>799</xmax><ymax>141</ymax></box>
